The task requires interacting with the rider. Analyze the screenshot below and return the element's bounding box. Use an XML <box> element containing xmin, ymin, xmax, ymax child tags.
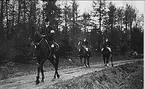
<box><xmin>44</xmin><ymin>20</ymin><xmax>59</xmax><ymax>59</ymax></box>
<box><xmin>79</xmin><ymin>37</ymin><xmax>89</xmax><ymax>56</ymax></box>
<box><xmin>101</xmin><ymin>38</ymin><xmax>112</xmax><ymax>53</ymax></box>
<box><xmin>82</xmin><ymin>37</ymin><xmax>89</xmax><ymax>47</ymax></box>
<box><xmin>32</xmin><ymin>19</ymin><xmax>59</xmax><ymax>59</ymax></box>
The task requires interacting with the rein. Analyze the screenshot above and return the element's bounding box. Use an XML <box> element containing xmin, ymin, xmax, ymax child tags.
<box><xmin>45</xmin><ymin>39</ymin><xmax>52</xmax><ymax>58</ymax></box>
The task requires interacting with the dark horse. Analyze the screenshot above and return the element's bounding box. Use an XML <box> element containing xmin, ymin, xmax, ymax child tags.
<box><xmin>28</xmin><ymin>31</ymin><xmax>60</xmax><ymax>84</ymax></box>
<box><xmin>79</xmin><ymin>45</ymin><xmax>91</xmax><ymax>67</ymax></box>
<box><xmin>101</xmin><ymin>47</ymin><xmax>113</xmax><ymax>67</ymax></box>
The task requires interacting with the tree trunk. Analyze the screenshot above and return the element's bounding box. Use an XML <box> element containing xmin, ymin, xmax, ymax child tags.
<box><xmin>130</xmin><ymin>22</ymin><xmax>132</xmax><ymax>49</ymax></box>
<box><xmin>12</xmin><ymin>0</ymin><xmax>15</xmax><ymax>33</ymax></box>
<box><xmin>0</xmin><ymin>0</ymin><xmax>5</xmax><ymax>43</ymax></box>
<box><xmin>120</xmin><ymin>19</ymin><xmax>122</xmax><ymax>31</ymax></box>
<box><xmin>23</xmin><ymin>0</ymin><xmax>26</xmax><ymax>24</ymax></box>
<box><xmin>33</xmin><ymin>0</ymin><xmax>36</xmax><ymax>26</ymax></box>
<box><xmin>6</xmin><ymin>0</ymin><xmax>9</xmax><ymax>40</ymax></box>
<box><xmin>64</xmin><ymin>8</ymin><xmax>68</xmax><ymax>35</ymax></box>
<box><xmin>18</xmin><ymin>0</ymin><xmax>21</xmax><ymax>24</ymax></box>
<box><xmin>99</xmin><ymin>0</ymin><xmax>102</xmax><ymax>32</ymax></box>
<box><xmin>29</xmin><ymin>0</ymin><xmax>33</xmax><ymax>30</ymax></box>
<box><xmin>72</xmin><ymin>1</ymin><xmax>75</xmax><ymax>35</ymax></box>
<box><xmin>6</xmin><ymin>1</ymin><xmax>8</xmax><ymax>29</ymax></box>
<box><xmin>0</xmin><ymin>0</ymin><xmax>4</xmax><ymax>28</ymax></box>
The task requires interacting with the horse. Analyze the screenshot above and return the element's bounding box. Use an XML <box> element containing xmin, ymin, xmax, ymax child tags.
<box><xmin>101</xmin><ymin>47</ymin><xmax>113</xmax><ymax>67</ymax></box>
<box><xmin>78</xmin><ymin>44</ymin><xmax>91</xmax><ymax>67</ymax></box>
<box><xmin>28</xmin><ymin>31</ymin><xmax>60</xmax><ymax>85</ymax></box>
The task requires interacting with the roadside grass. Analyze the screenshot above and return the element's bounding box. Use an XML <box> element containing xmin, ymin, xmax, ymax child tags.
<box><xmin>0</xmin><ymin>52</ymin><xmax>141</xmax><ymax>80</ymax></box>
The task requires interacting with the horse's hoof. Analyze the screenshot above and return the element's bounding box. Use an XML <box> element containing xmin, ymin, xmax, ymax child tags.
<box><xmin>57</xmin><ymin>74</ymin><xmax>60</xmax><ymax>78</ymax></box>
<box><xmin>41</xmin><ymin>79</ymin><xmax>44</xmax><ymax>82</ymax></box>
<box><xmin>36</xmin><ymin>80</ymin><xmax>40</xmax><ymax>85</ymax></box>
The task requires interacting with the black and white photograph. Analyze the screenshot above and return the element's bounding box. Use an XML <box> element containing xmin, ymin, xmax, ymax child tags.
<box><xmin>0</xmin><ymin>0</ymin><xmax>144</xmax><ymax>89</ymax></box>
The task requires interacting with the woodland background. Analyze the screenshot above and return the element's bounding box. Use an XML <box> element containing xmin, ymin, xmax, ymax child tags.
<box><xmin>0</xmin><ymin>0</ymin><xmax>143</xmax><ymax>63</ymax></box>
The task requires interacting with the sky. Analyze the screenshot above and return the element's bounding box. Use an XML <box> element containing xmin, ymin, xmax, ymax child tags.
<box><xmin>76</xmin><ymin>0</ymin><xmax>144</xmax><ymax>30</ymax></box>
<box><xmin>38</xmin><ymin>0</ymin><xmax>144</xmax><ymax>15</ymax></box>
<box><xmin>77</xmin><ymin>0</ymin><xmax>144</xmax><ymax>15</ymax></box>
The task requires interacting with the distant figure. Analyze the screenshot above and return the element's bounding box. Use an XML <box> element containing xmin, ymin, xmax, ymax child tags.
<box><xmin>101</xmin><ymin>38</ymin><xmax>112</xmax><ymax>53</ymax></box>
<box><xmin>78</xmin><ymin>37</ymin><xmax>91</xmax><ymax>67</ymax></box>
<box><xmin>79</xmin><ymin>37</ymin><xmax>90</xmax><ymax>57</ymax></box>
<box><xmin>101</xmin><ymin>38</ymin><xmax>113</xmax><ymax>67</ymax></box>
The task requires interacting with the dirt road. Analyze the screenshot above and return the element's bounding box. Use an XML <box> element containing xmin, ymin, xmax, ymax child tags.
<box><xmin>0</xmin><ymin>59</ymin><xmax>140</xmax><ymax>89</ymax></box>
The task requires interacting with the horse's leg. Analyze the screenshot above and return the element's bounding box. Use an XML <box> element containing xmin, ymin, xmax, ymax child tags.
<box><xmin>36</xmin><ymin>60</ymin><xmax>41</xmax><ymax>84</ymax></box>
<box><xmin>50</xmin><ymin>58</ymin><xmax>59</xmax><ymax>79</ymax></box>
<box><xmin>106</xmin><ymin>55</ymin><xmax>110</xmax><ymax>66</ymax></box>
<box><xmin>84</xmin><ymin>58</ymin><xmax>87</xmax><ymax>67</ymax></box>
<box><xmin>87</xmin><ymin>57</ymin><xmax>90</xmax><ymax>67</ymax></box>
<box><xmin>79</xmin><ymin>50</ymin><xmax>82</xmax><ymax>64</ymax></box>
<box><xmin>80</xmin><ymin>58</ymin><xmax>82</xmax><ymax>64</ymax></box>
<box><xmin>41</xmin><ymin>60</ymin><xmax>45</xmax><ymax>82</ymax></box>
<box><xmin>55</xmin><ymin>56</ymin><xmax>60</xmax><ymax>78</ymax></box>
<box><xmin>50</xmin><ymin>59</ymin><xmax>56</xmax><ymax>79</ymax></box>
<box><xmin>103</xmin><ymin>56</ymin><xmax>106</xmax><ymax>66</ymax></box>
<box><xmin>80</xmin><ymin>56</ymin><xmax>82</xmax><ymax>64</ymax></box>
<box><xmin>110</xmin><ymin>54</ymin><xmax>113</xmax><ymax>67</ymax></box>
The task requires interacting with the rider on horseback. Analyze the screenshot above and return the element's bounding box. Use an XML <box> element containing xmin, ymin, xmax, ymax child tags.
<box><xmin>101</xmin><ymin>38</ymin><xmax>112</xmax><ymax>53</ymax></box>
<box><xmin>79</xmin><ymin>37</ymin><xmax>89</xmax><ymax>56</ymax></box>
<box><xmin>82</xmin><ymin>37</ymin><xmax>89</xmax><ymax>47</ymax></box>
<box><xmin>32</xmin><ymin>19</ymin><xmax>59</xmax><ymax>59</ymax></box>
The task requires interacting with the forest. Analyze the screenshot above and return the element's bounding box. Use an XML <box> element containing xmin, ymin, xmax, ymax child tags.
<box><xmin>0</xmin><ymin>0</ymin><xmax>143</xmax><ymax>63</ymax></box>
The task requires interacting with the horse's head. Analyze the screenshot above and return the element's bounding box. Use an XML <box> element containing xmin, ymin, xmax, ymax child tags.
<box><xmin>28</xmin><ymin>31</ymin><xmax>42</xmax><ymax>58</ymax></box>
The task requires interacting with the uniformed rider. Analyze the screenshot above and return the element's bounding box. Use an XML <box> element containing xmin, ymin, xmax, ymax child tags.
<box><xmin>101</xmin><ymin>38</ymin><xmax>112</xmax><ymax>53</ymax></box>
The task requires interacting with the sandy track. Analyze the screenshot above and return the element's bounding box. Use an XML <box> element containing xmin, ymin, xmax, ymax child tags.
<box><xmin>0</xmin><ymin>59</ymin><xmax>140</xmax><ymax>89</ymax></box>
